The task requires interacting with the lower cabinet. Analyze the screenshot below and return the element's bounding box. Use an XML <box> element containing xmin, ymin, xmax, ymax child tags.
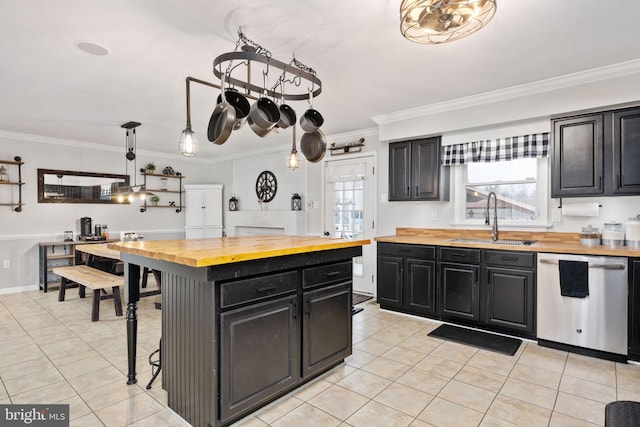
<box><xmin>218</xmin><ymin>259</ymin><xmax>354</xmax><ymax>425</ymax></box>
<box><xmin>377</xmin><ymin>243</ymin><xmax>437</xmax><ymax>317</ymax></box>
<box><xmin>302</xmin><ymin>282</ymin><xmax>352</xmax><ymax>377</ymax></box>
<box><xmin>484</xmin><ymin>250</ymin><xmax>536</xmax><ymax>337</ymax></box>
<box><xmin>219</xmin><ymin>294</ymin><xmax>299</xmax><ymax>422</ymax></box>
<box><xmin>377</xmin><ymin>244</ymin><xmax>536</xmax><ymax>339</ymax></box>
<box><xmin>439</xmin><ymin>247</ymin><xmax>481</xmax><ymax>323</ymax></box>
<box><xmin>629</xmin><ymin>258</ymin><xmax>640</xmax><ymax>361</ymax></box>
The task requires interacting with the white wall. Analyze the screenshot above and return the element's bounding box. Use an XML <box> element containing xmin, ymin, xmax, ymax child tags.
<box><xmin>0</xmin><ymin>133</ymin><xmax>218</xmax><ymax>291</ymax></box>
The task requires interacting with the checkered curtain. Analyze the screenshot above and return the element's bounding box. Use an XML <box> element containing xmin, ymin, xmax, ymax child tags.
<box><xmin>441</xmin><ymin>133</ymin><xmax>549</xmax><ymax>165</ymax></box>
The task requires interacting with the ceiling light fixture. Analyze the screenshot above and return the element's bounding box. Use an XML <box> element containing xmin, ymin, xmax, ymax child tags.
<box><xmin>287</xmin><ymin>126</ymin><xmax>300</xmax><ymax>171</ymax></box>
<box><xmin>400</xmin><ymin>0</ymin><xmax>497</xmax><ymax>44</ymax></box>
<box><xmin>74</xmin><ymin>41</ymin><xmax>110</xmax><ymax>56</ymax></box>
<box><xmin>178</xmin><ymin>81</ymin><xmax>198</xmax><ymax>157</ymax></box>
<box><xmin>115</xmin><ymin>122</ymin><xmax>155</xmax><ymax>203</ymax></box>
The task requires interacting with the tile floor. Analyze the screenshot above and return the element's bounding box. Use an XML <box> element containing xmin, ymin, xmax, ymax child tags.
<box><xmin>1</xmin><ymin>289</ymin><xmax>639</xmax><ymax>427</ymax></box>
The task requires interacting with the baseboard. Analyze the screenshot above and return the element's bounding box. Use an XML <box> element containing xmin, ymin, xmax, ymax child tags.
<box><xmin>0</xmin><ymin>284</ymin><xmax>39</xmax><ymax>295</ymax></box>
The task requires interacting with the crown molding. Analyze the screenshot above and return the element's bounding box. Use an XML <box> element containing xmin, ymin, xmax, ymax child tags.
<box><xmin>372</xmin><ymin>59</ymin><xmax>640</xmax><ymax>125</ymax></box>
<box><xmin>0</xmin><ymin>129</ymin><xmax>211</xmax><ymax>163</ymax></box>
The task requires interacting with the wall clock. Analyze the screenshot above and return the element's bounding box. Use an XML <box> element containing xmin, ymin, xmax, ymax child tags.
<box><xmin>255</xmin><ymin>170</ymin><xmax>277</xmax><ymax>203</ymax></box>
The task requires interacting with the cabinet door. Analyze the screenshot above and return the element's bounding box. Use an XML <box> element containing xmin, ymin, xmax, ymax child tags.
<box><xmin>412</xmin><ymin>137</ymin><xmax>442</xmax><ymax>200</ymax></box>
<box><xmin>485</xmin><ymin>267</ymin><xmax>535</xmax><ymax>336</ymax></box>
<box><xmin>219</xmin><ymin>295</ymin><xmax>299</xmax><ymax>423</ymax></box>
<box><xmin>202</xmin><ymin>187</ymin><xmax>222</xmax><ymax>227</ymax></box>
<box><xmin>551</xmin><ymin>114</ymin><xmax>604</xmax><ymax>197</ymax></box>
<box><xmin>185</xmin><ymin>189</ymin><xmax>204</xmax><ymax>227</ymax></box>
<box><xmin>302</xmin><ymin>282</ymin><xmax>352</xmax><ymax>378</ymax></box>
<box><xmin>377</xmin><ymin>255</ymin><xmax>403</xmax><ymax>308</ymax></box>
<box><xmin>388</xmin><ymin>141</ymin><xmax>412</xmax><ymax>201</ymax></box>
<box><xmin>629</xmin><ymin>259</ymin><xmax>640</xmax><ymax>361</ymax></box>
<box><xmin>405</xmin><ymin>258</ymin><xmax>437</xmax><ymax>316</ymax></box>
<box><xmin>440</xmin><ymin>262</ymin><xmax>480</xmax><ymax>323</ymax></box>
<box><xmin>613</xmin><ymin>108</ymin><xmax>640</xmax><ymax>195</ymax></box>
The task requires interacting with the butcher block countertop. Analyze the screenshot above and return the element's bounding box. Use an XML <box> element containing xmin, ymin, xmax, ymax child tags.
<box><xmin>108</xmin><ymin>235</ymin><xmax>370</xmax><ymax>268</ymax></box>
<box><xmin>376</xmin><ymin>228</ymin><xmax>640</xmax><ymax>257</ymax></box>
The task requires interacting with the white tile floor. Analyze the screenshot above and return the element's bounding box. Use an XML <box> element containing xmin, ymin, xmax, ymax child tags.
<box><xmin>1</xmin><ymin>287</ymin><xmax>639</xmax><ymax>426</ymax></box>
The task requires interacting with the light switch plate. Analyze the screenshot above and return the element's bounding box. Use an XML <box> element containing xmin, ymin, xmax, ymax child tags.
<box><xmin>2</xmin><ymin>260</ymin><xmax>9</xmax><ymax>269</ymax></box>
<box><xmin>551</xmin><ymin>210</ymin><xmax>561</xmax><ymax>222</ymax></box>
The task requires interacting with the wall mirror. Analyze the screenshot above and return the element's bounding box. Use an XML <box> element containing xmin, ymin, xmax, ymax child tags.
<box><xmin>38</xmin><ymin>169</ymin><xmax>130</xmax><ymax>204</ymax></box>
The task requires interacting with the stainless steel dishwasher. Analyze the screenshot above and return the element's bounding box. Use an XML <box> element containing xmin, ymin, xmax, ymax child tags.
<box><xmin>537</xmin><ymin>253</ymin><xmax>628</xmax><ymax>357</ymax></box>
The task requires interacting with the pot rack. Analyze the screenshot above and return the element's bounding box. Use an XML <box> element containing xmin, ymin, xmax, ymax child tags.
<box><xmin>183</xmin><ymin>29</ymin><xmax>322</xmax><ymax>127</ymax></box>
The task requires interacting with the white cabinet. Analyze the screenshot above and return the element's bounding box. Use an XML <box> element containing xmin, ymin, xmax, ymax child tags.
<box><xmin>184</xmin><ymin>184</ymin><xmax>223</xmax><ymax>238</ymax></box>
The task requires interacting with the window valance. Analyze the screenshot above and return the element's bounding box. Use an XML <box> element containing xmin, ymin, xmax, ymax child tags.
<box><xmin>442</xmin><ymin>133</ymin><xmax>549</xmax><ymax>165</ymax></box>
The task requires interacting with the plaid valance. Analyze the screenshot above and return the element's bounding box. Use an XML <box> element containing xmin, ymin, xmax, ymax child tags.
<box><xmin>441</xmin><ymin>133</ymin><xmax>549</xmax><ymax>165</ymax></box>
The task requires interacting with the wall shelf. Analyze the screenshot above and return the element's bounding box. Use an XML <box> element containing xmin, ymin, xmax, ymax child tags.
<box><xmin>0</xmin><ymin>156</ymin><xmax>24</xmax><ymax>211</ymax></box>
<box><xmin>140</xmin><ymin>169</ymin><xmax>184</xmax><ymax>213</ymax></box>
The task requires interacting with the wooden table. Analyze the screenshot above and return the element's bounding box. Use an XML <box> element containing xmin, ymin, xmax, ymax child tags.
<box><xmin>75</xmin><ymin>243</ymin><xmax>121</xmax><ymax>260</ymax></box>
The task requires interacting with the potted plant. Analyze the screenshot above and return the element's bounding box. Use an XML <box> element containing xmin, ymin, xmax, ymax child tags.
<box><xmin>149</xmin><ymin>195</ymin><xmax>160</xmax><ymax>206</ymax></box>
<box><xmin>144</xmin><ymin>162</ymin><xmax>156</xmax><ymax>173</ymax></box>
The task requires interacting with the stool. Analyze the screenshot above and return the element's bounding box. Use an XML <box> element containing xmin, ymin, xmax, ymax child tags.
<box><xmin>146</xmin><ymin>338</ymin><xmax>161</xmax><ymax>389</ymax></box>
<box><xmin>605</xmin><ymin>401</ymin><xmax>640</xmax><ymax>426</ymax></box>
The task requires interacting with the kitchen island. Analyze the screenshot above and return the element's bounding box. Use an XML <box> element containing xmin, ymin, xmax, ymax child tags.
<box><xmin>109</xmin><ymin>235</ymin><xmax>369</xmax><ymax>427</ymax></box>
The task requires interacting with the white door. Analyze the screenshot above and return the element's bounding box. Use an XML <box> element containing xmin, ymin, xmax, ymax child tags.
<box><xmin>324</xmin><ymin>155</ymin><xmax>376</xmax><ymax>295</ymax></box>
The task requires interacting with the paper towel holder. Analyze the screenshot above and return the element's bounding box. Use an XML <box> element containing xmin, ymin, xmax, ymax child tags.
<box><xmin>556</xmin><ymin>198</ymin><xmax>602</xmax><ymax>209</ymax></box>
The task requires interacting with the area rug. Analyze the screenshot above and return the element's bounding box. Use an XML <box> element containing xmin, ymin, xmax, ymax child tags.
<box><xmin>428</xmin><ymin>324</ymin><xmax>522</xmax><ymax>356</ymax></box>
<box><xmin>352</xmin><ymin>292</ymin><xmax>373</xmax><ymax>305</ymax></box>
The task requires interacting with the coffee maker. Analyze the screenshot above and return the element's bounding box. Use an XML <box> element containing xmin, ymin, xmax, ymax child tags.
<box><xmin>80</xmin><ymin>217</ymin><xmax>92</xmax><ymax>238</ymax></box>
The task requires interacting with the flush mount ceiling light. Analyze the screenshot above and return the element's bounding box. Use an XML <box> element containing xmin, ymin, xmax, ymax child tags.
<box><xmin>74</xmin><ymin>41</ymin><xmax>110</xmax><ymax>56</ymax></box>
<box><xmin>400</xmin><ymin>0</ymin><xmax>497</xmax><ymax>44</ymax></box>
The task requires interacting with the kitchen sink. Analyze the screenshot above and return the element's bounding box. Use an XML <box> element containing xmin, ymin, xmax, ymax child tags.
<box><xmin>448</xmin><ymin>238</ymin><xmax>538</xmax><ymax>246</ymax></box>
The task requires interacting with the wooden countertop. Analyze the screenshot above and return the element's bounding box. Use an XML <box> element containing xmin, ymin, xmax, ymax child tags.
<box><xmin>76</xmin><ymin>244</ymin><xmax>121</xmax><ymax>260</ymax></box>
<box><xmin>108</xmin><ymin>235</ymin><xmax>370</xmax><ymax>268</ymax></box>
<box><xmin>375</xmin><ymin>228</ymin><xmax>640</xmax><ymax>257</ymax></box>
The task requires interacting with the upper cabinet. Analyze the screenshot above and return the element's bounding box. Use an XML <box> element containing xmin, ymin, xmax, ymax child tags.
<box><xmin>388</xmin><ymin>136</ymin><xmax>450</xmax><ymax>201</ymax></box>
<box><xmin>551</xmin><ymin>106</ymin><xmax>640</xmax><ymax>198</ymax></box>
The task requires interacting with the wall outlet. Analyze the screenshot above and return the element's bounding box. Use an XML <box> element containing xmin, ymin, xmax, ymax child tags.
<box><xmin>551</xmin><ymin>210</ymin><xmax>561</xmax><ymax>222</ymax></box>
<box><xmin>2</xmin><ymin>260</ymin><xmax>9</xmax><ymax>269</ymax></box>
<box><xmin>431</xmin><ymin>210</ymin><xmax>439</xmax><ymax>221</ymax></box>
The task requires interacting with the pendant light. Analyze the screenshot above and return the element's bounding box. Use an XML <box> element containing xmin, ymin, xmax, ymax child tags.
<box><xmin>400</xmin><ymin>0</ymin><xmax>497</xmax><ymax>44</ymax></box>
<box><xmin>115</xmin><ymin>122</ymin><xmax>156</xmax><ymax>202</ymax></box>
<box><xmin>287</xmin><ymin>126</ymin><xmax>301</xmax><ymax>171</ymax></box>
<box><xmin>178</xmin><ymin>78</ymin><xmax>198</xmax><ymax>157</ymax></box>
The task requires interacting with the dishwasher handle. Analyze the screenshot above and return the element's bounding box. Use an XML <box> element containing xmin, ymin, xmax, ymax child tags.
<box><xmin>539</xmin><ymin>258</ymin><xmax>626</xmax><ymax>270</ymax></box>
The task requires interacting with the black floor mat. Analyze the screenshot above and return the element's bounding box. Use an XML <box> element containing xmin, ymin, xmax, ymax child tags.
<box><xmin>352</xmin><ymin>293</ymin><xmax>373</xmax><ymax>305</ymax></box>
<box><xmin>428</xmin><ymin>324</ymin><xmax>522</xmax><ymax>356</ymax></box>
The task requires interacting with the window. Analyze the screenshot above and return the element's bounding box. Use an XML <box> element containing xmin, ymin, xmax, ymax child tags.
<box><xmin>331</xmin><ymin>180</ymin><xmax>364</xmax><ymax>238</ymax></box>
<box><xmin>456</xmin><ymin>157</ymin><xmax>548</xmax><ymax>225</ymax></box>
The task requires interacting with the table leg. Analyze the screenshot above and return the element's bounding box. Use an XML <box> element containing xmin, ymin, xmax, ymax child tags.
<box><xmin>126</xmin><ymin>263</ymin><xmax>141</xmax><ymax>385</ymax></box>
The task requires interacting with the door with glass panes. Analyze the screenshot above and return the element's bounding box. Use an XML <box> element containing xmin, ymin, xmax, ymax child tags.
<box><xmin>324</xmin><ymin>155</ymin><xmax>376</xmax><ymax>295</ymax></box>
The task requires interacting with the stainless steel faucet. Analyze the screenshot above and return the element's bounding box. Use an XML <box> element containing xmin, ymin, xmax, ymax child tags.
<box><xmin>485</xmin><ymin>191</ymin><xmax>498</xmax><ymax>241</ymax></box>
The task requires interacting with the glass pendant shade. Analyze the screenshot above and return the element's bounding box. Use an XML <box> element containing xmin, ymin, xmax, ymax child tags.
<box><xmin>287</xmin><ymin>149</ymin><xmax>300</xmax><ymax>171</ymax></box>
<box><xmin>400</xmin><ymin>0</ymin><xmax>497</xmax><ymax>44</ymax></box>
<box><xmin>179</xmin><ymin>128</ymin><xmax>198</xmax><ymax>157</ymax></box>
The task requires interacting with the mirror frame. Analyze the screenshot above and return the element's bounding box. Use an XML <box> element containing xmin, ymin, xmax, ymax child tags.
<box><xmin>38</xmin><ymin>169</ymin><xmax>130</xmax><ymax>204</ymax></box>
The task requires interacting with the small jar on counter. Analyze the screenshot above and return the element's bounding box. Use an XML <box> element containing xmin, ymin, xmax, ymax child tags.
<box><xmin>602</xmin><ymin>221</ymin><xmax>625</xmax><ymax>248</ymax></box>
<box><xmin>579</xmin><ymin>225</ymin><xmax>601</xmax><ymax>247</ymax></box>
<box><xmin>626</xmin><ymin>215</ymin><xmax>640</xmax><ymax>248</ymax></box>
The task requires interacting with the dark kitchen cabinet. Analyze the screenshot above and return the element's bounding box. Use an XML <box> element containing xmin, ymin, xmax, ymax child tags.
<box><xmin>388</xmin><ymin>137</ymin><xmax>450</xmax><ymax>201</ymax></box>
<box><xmin>218</xmin><ymin>268</ymin><xmax>300</xmax><ymax>425</ymax></box>
<box><xmin>613</xmin><ymin>108</ymin><xmax>640</xmax><ymax>194</ymax></box>
<box><xmin>377</xmin><ymin>243</ymin><xmax>437</xmax><ymax>317</ymax></box>
<box><xmin>629</xmin><ymin>258</ymin><xmax>640</xmax><ymax>361</ymax></box>
<box><xmin>484</xmin><ymin>250</ymin><xmax>536</xmax><ymax>338</ymax></box>
<box><xmin>552</xmin><ymin>106</ymin><xmax>640</xmax><ymax>198</ymax></box>
<box><xmin>439</xmin><ymin>247</ymin><xmax>481</xmax><ymax>323</ymax></box>
<box><xmin>302</xmin><ymin>282</ymin><xmax>352</xmax><ymax>378</ymax></box>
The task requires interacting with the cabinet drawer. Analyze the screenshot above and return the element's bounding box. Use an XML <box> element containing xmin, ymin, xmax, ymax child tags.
<box><xmin>485</xmin><ymin>250</ymin><xmax>535</xmax><ymax>269</ymax></box>
<box><xmin>302</xmin><ymin>261</ymin><xmax>352</xmax><ymax>289</ymax></box>
<box><xmin>377</xmin><ymin>243</ymin><xmax>436</xmax><ymax>260</ymax></box>
<box><xmin>439</xmin><ymin>247</ymin><xmax>481</xmax><ymax>264</ymax></box>
<box><xmin>220</xmin><ymin>271</ymin><xmax>297</xmax><ymax>309</ymax></box>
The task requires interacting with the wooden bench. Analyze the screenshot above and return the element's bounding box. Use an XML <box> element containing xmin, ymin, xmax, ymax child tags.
<box><xmin>53</xmin><ymin>265</ymin><xmax>124</xmax><ymax>321</ymax></box>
